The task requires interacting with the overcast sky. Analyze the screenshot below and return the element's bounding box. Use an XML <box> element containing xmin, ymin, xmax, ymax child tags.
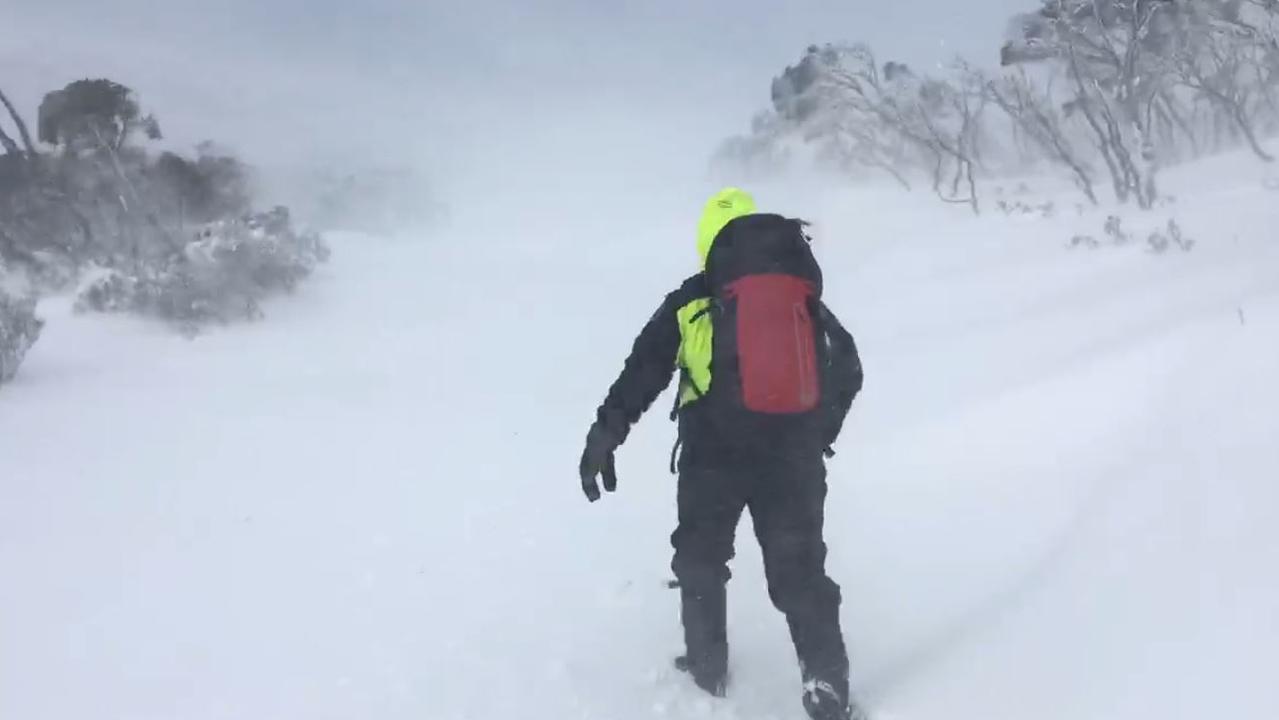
<box><xmin>1</xmin><ymin>1</ymin><xmax>1030</xmax><ymax>197</ymax></box>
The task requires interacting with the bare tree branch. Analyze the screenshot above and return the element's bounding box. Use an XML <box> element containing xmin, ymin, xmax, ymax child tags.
<box><xmin>987</xmin><ymin>68</ymin><xmax>1099</xmax><ymax>204</ymax></box>
<box><xmin>0</xmin><ymin>87</ymin><xmax>37</xmax><ymax>156</ymax></box>
<box><xmin>0</xmin><ymin>123</ymin><xmax>18</xmax><ymax>156</ymax></box>
<box><xmin>1173</xmin><ymin>13</ymin><xmax>1276</xmax><ymax>162</ymax></box>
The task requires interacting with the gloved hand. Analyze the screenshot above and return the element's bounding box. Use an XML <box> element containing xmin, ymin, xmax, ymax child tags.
<box><xmin>580</xmin><ymin>422</ymin><xmax>621</xmax><ymax>502</ymax></box>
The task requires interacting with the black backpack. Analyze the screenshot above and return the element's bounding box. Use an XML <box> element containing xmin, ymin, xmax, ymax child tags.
<box><xmin>702</xmin><ymin>214</ymin><xmax>826</xmax><ymax>420</ymax></box>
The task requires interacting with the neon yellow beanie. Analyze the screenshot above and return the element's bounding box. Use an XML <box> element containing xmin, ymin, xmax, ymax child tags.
<box><xmin>696</xmin><ymin>187</ymin><xmax>757</xmax><ymax>267</ymax></box>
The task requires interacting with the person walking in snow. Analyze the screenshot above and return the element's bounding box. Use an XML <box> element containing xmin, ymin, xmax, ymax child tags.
<box><xmin>579</xmin><ymin>188</ymin><xmax>865</xmax><ymax>720</ymax></box>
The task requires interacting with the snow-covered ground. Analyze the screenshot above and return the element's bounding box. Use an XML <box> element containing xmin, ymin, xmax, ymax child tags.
<box><xmin>3</xmin><ymin>152</ymin><xmax>1278</xmax><ymax>720</ymax></box>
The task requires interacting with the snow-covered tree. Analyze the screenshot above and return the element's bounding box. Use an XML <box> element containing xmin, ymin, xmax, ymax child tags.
<box><xmin>1002</xmin><ymin>0</ymin><xmax>1279</xmax><ymax>202</ymax></box>
<box><xmin>1002</xmin><ymin>0</ymin><xmax>1190</xmax><ymax>207</ymax></box>
<box><xmin>37</xmin><ymin>79</ymin><xmax>161</xmax><ymax>154</ymax></box>
<box><xmin>730</xmin><ymin>44</ymin><xmax>990</xmax><ymax>211</ymax></box>
<box><xmin>715</xmin><ymin>3</ymin><xmax>1279</xmax><ymax>210</ymax></box>
<box><xmin>1</xmin><ymin>78</ymin><xmax>330</xmax><ymax>333</ymax></box>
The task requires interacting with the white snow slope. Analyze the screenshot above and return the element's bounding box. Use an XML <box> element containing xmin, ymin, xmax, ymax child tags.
<box><xmin>3</xmin><ymin>153</ymin><xmax>1279</xmax><ymax>720</ymax></box>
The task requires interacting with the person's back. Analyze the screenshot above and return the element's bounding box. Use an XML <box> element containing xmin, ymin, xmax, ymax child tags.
<box><xmin>579</xmin><ymin>188</ymin><xmax>865</xmax><ymax>720</ymax></box>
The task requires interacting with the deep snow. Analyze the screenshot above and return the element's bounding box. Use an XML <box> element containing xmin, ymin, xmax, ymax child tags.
<box><xmin>2</xmin><ymin>154</ymin><xmax>1279</xmax><ymax>720</ymax></box>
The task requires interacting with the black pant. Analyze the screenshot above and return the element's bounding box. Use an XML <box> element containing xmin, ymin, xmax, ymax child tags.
<box><xmin>670</xmin><ymin>451</ymin><xmax>848</xmax><ymax>705</ymax></box>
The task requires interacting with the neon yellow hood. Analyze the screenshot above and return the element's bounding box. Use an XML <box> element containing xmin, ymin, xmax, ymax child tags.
<box><xmin>697</xmin><ymin>187</ymin><xmax>756</xmax><ymax>266</ymax></box>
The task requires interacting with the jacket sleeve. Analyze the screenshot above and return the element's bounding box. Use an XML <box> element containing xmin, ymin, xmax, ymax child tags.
<box><xmin>593</xmin><ymin>292</ymin><xmax>684</xmax><ymax>445</ymax></box>
<box><xmin>819</xmin><ymin>302</ymin><xmax>864</xmax><ymax>447</ymax></box>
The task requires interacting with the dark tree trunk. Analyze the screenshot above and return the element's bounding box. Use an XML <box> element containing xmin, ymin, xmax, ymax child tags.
<box><xmin>0</xmin><ymin>88</ymin><xmax>38</xmax><ymax>157</ymax></box>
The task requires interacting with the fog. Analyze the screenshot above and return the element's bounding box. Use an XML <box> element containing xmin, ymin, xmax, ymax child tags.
<box><xmin>2</xmin><ymin>0</ymin><xmax>1028</xmax><ymax>210</ymax></box>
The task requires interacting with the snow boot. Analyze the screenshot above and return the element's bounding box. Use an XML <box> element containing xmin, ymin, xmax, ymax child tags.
<box><xmin>801</xmin><ymin>679</ymin><xmax>870</xmax><ymax>720</ymax></box>
<box><xmin>676</xmin><ymin>581</ymin><xmax>729</xmax><ymax>697</ymax></box>
<box><xmin>673</xmin><ymin>654</ymin><xmax>728</xmax><ymax>698</ymax></box>
<box><xmin>802</xmin><ymin>680</ymin><xmax>850</xmax><ymax>720</ymax></box>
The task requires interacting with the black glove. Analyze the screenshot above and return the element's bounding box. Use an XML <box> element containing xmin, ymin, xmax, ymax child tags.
<box><xmin>580</xmin><ymin>422</ymin><xmax>621</xmax><ymax>502</ymax></box>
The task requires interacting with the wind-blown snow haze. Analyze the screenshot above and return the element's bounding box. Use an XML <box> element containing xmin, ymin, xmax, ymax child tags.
<box><xmin>3</xmin><ymin>2</ymin><xmax>1277</xmax><ymax>720</ymax></box>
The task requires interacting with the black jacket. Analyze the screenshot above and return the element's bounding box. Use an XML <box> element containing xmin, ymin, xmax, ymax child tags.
<box><xmin>594</xmin><ymin>273</ymin><xmax>863</xmax><ymax>459</ymax></box>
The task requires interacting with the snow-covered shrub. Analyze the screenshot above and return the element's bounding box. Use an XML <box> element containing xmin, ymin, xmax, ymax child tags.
<box><xmin>1072</xmin><ymin>216</ymin><xmax>1194</xmax><ymax>254</ymax></box>
<box><xmin>76</xmin><ymin>207</ymin><xmax>329</xmax><ymax>332</ymax></box>
<box><xmin>996</xmin><ymin>199</ymin><xmax>1056</xmax><ymax>218</ymax></box>
<box><xmin>0</xmin><ymin>290</ymin><xmax>43</xmax><ymax>384</ymax></box>
<box><xmin>4</xmin><ymin>78</ymin><xmax>333</xmax><ymax>333</ymax></box>
<box><xmin>1104</xmin><ymin>216</ymin><xmax>1132</xmax><ymax>245</ymax></box>
<box><xmin>1069</xmin><ymin>234</ymin><xmax>1100</xmax><ymax>249</ymax></box>
<box><xmin>1148</xmin><ymin>219</ymin><xmax>1195</xmax><ymax>254</ymax></box>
